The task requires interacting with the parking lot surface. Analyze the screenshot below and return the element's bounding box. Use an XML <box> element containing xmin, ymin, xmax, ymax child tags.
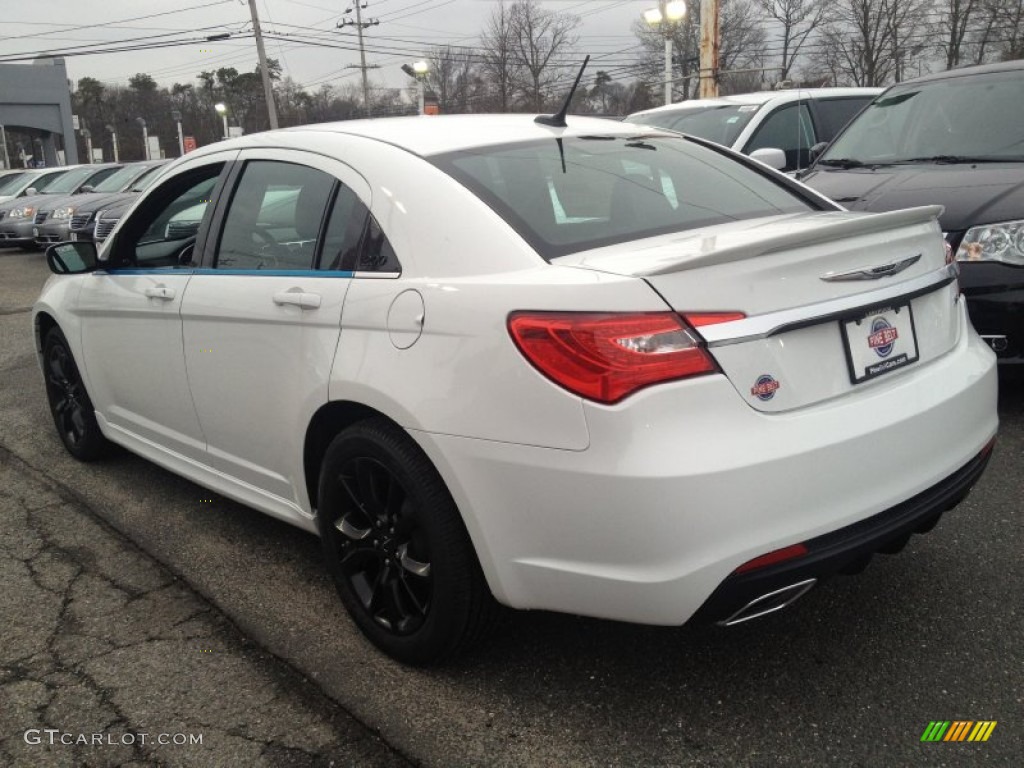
<box><xmin>1</xmin><ymin>247</ymin><xmax>1021</xmax><ymax>766</ymax></box>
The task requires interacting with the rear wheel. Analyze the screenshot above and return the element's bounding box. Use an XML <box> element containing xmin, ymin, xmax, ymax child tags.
<box><xmin>317</xmin><ymin>417</ymin><xmax>498</xmax><ymax>665</ymax></box>
<box><xmin>42</xmin><ymin>327</ymin><xmax>109</xmax><ymax>461</ymax></box>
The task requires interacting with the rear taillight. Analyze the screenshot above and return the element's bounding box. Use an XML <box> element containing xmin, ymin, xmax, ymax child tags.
<box><xmin>508</xmin><ymin>311</ymin><xmax>738</xmax><ymax>404</ymax></box>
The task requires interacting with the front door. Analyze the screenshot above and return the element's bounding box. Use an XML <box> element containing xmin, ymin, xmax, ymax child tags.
<box><xmin>76</xmin><ymin>154</ymin><xmax>234</xmax><ymax>458</ymax></box>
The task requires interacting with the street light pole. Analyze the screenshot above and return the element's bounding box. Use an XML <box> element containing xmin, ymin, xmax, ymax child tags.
<box><xmin>106</xmin><ymin>124</ymin><xmax>119</xmax><ymax>163</ymax></box>
<box><xmin>402</xmin><ymin>61</ymin><xmax>430</xmax><ymax>115</ymax></box>
<box><xmin>0</xmin><ymin>123</ymin><xmax>10</xmax><ymax>169</ymax></box>
<box><xmin>136</xmin><ymin>117</ymin><xmax>149</xmax><ymax>160</ymax></box>
<box><xmin>215</xmin><ymin>103</ymin><xmax>229</xmax><ymax>140</ymax></box>
<box><xmin>643</xmin><ymin>1</ymin><xmax>687</xmax><ymax>106</ymax></box>
<box><xmin>171</xmin><ymin>110</ymin><xmax>184</xmax><ymax>156</ymax></box>
<box><xmin>81</xmin><ymin>128</ymin><xmax>93</xmax><ymax>164</ymax></box>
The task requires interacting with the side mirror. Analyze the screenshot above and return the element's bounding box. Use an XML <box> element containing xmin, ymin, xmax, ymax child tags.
<box><xmin>749</xmin><ymin>147</ymin><xmax>787</xmax><ymax>171</ymax></box>
<box><xmin>80</xmin><ymin>185</ymin><xmax>95</xmax><ymax>193</ymax></box>
<box><xmin>25</xmin><ymin>187</ymin><xmax>38</xmax><ymax>196</ymax></box>
<box><xmin>810</xmin><ymin>142</ymin><xmax>828</xmax><ymax>161</ymax></box>
<box><xmin>46</xmin><ymin>241</ymin><xmax>98</xmax><ymax>275</ymax></box>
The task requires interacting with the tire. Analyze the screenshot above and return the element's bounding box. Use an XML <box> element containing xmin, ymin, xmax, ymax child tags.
<box><xmin>42</xmin><ymin>327</ymin><xmax>110</xmax><ymax>461</ymax></box>
<box><xmin>317</xmin><ymin>417</ymin><xmax>499</xmax><ymax>665</ymax></box>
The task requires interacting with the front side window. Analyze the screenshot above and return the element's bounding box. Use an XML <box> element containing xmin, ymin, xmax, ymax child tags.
<box><xmin>746</xmin><ymin>103</ymin><xmax>815</xmax><ymax>171</ymax></box>
<box><xmin>109</xmin><ymin>163</ymin><xmax>224</xmax><ymax>269</ymax></box>
<box><xmin>813</xmin><ymin>97</ymin><xmax>873</xmax><ymax>140</ymax></box>
<box><xmin>216</xmin><ymin>160</ymin><xmax>334</xmax><ymax>271</ymax></box>
<box><xmin>432</xmin><ymin>136</ymin><xmax>813</xmax><ymax>259</ymax></box>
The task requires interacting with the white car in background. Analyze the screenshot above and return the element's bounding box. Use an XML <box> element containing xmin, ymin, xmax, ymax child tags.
<box><xmin>34</xmin><ymin>114</ymin><xmax>997</xmax><ymax>664</ymax></box>
<box><xmin>628</xmin><ymin>88</ymin><xmax>881</xmax><ymax>173</ymax></box>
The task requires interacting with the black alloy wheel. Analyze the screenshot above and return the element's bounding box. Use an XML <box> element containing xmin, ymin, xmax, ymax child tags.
<box><xmin>334</xmin><ymin>455</ymin><xmax>433</xmax><ymax>635</ymax></box>
<box><xmin>318</xmin><ymin>418</ymin><xmax>499</xmax><ymax>665</ymax></box>
<box><xmin>42</xmin><ymin>327</ymin><xmax>109</xmax><ymax>461</ymax></box>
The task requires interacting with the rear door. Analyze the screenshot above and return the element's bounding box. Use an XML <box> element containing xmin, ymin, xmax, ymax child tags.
<box><xmin>180</xmin><ymin>149</ymin><xmax>370</xmax><ymax>506</ymax></box>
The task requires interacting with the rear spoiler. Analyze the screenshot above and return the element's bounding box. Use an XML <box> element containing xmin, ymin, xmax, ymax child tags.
<box><xmin>639</xmin><ymin>205</ymin><xmax>944</xmax><ymax>276</ymax></box>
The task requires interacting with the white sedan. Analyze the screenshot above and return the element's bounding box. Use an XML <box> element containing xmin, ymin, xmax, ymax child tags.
<box><xmin>34</xmin><ymin>115</ymin><xmax>998</xmax><ymax>664</ymax></box>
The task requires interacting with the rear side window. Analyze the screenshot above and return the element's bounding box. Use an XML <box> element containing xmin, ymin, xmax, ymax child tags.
<box><xmin>814</xmin><ymin>97</ymin><xmax>873</xmax><ymax>139</ymax></box>
<box><xmin>432</xmin><ymin>136</ymin><xmax>813</xmax><ymax>259</ymax></box>
<box><xmin>216</xmin><ymin>160</ymin><xmax>334</xmax><ymax>270</ymax></box>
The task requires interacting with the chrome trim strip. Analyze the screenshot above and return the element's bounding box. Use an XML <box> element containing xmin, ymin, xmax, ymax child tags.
<box><xmin>701</xmin><ymin>263</ymin><xmax>958</xmax><ymax>347</ymax></box>
<box><xmin>353</xmin><ymin>271</ymin><xmax>401</xmax><ymax>279</ymax></box>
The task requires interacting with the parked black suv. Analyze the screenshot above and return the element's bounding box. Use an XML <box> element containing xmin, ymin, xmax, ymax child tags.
<box><xmin>800</xmin><ymin>60</ymin><xmax>1024</xmax><ymax>365</ymax></box>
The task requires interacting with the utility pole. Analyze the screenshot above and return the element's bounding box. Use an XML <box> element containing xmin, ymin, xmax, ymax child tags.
<box><xmin>247</xmin><ymin>0</ymin><xmax>279</xmax><ymax>129</ymax></box>
<box><xmin>699</xmin><ymin>0</ymin><xmax>720</xmax><ymax>98</ymax></box>
<box><xmin>338</xmin><ymin>3</ymin><xmax>380</xmax><ymax>115</ymax></box>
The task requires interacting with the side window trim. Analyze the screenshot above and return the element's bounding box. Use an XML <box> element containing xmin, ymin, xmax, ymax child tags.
<box><xmin>196</xmin><ymin>159</ymin><xmax>244</xmax><ymax>269</ymax></box>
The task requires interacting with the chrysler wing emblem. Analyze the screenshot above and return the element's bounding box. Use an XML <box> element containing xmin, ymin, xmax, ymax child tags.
<box><xmin>820</xmin><ymin>254</ymin><xmax>921</xmax><ymax>282</ymax></box>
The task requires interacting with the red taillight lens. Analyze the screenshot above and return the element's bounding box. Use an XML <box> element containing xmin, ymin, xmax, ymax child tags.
<box><xmin>508</xmin><ymin>311</ymin><xmax>728</xmax><ymax>404</ymax></box>
<box><xmin>734</xmin><ymin>543</ymin><xmax>809</xmax><ymax>574</ymax></box>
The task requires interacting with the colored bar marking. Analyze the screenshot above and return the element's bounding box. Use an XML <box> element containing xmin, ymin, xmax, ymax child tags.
<box><xmin>943</xmin><ymin>721</ymin><xmax>958</xmax><ymax>741</ymax></box>
<box><xmin>968</xmin><ymin>722</ymin><xmax>985</xmax><ymax>742</ymax></box>
<box><xmin>932</xmin><ymin>721</ymin><xmax>950</xmax><ymax>742</ymax></box>
<box><xmin>981</xmin><ymin>721</ymin><xmax>997</xmax><ymax>741</ymax></box>
<box><xmin>920</xmin><ymin>722</ymin><xmax>937</xmax><ymax>741</ymax></box>
<box><xmin>958</xmin><ymin>721</ymin><xmax>974</xmax><ymax>741</ymax></box>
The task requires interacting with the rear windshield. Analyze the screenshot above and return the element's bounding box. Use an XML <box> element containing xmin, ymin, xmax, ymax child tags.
<box><xmin>628</xmin><ymin>105</ymin><xmax>759</xmax><ymax>146</ymax></box>
<box><xmin>823</xmin><ymin>69</ymin><xmax>1024</xmax><ymax>164</ymax></box>
<box><xmin>431</xmin><ymin>136</ymin><xmax>813</xmax><ymax>258</ymax></box>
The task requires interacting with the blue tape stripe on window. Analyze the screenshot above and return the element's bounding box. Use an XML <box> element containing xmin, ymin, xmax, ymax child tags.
<box><xmin>104</xmin><ymin>268</ymin><xmax>355</xmax><ymax>277</ymax></box>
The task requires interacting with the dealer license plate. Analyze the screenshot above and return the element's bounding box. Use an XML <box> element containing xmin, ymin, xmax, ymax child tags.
<box><xmin>841</xmin><ymin>304</ymin><xmax>919</xmax><ymax>384</ymax></box>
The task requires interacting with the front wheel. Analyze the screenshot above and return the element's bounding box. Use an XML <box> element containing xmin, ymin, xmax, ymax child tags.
<box><xmin>42</xmin><ymin>327</ymin><xmax>110</xmax><ymax>461</ymax></box>
<box><xmin>317</xmin><ymin>418</ymin><xmax>498</xmax><ymax>665</ymax></box>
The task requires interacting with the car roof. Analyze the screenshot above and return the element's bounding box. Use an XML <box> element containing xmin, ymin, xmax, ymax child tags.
<box><xmin>889</xmin><ymin>58</ymin><xmax>1024</xmax><ymax>86</ymax></box>
<box><xmin>187</xmin><ymin>114</ymin><xmax>661</xmax><ymax>159</ymax></box>
<box><xmin>630</xmin><ymin>87</ymin><xmax>883</xmax><ymax>117</ymax></box>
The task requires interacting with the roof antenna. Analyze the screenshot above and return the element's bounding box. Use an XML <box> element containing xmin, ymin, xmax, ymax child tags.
<box><xmin>535</xmin><ymin>55</ymin><xmax>590</xmax><ymax>128</ymax></box>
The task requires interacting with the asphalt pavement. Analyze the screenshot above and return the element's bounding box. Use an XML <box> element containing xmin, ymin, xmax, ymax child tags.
<box><xmin>1</xmin><ymin>247</ymin><xmax>1021</xmax><ymax>767</ymax></box>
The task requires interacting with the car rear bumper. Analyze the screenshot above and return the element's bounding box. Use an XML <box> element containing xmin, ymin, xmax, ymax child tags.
<box><xmin>690</xmin><ymin>441</ymin><xmax>993</xmax><ymax>625</ymax></box>
<box><xmin>413</xmin><ymin>305</ymin><xmax>997</xmax><ymax>626</ymax></box>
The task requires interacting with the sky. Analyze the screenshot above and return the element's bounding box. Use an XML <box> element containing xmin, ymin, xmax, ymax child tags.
<box><xmin>0</xmin><ymin>0</ymin><xmax>662</xmax><ymax>94</ymax></box>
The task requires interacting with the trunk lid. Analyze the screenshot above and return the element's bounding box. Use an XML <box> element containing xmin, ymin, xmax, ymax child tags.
<box><xmin>556</xmin><ymin>206</ymin><xmax>961</xmax><ymax>412</ymax></box>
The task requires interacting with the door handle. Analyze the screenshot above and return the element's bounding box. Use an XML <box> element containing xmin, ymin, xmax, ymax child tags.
<box><xmin>144</xmin><ymin>285</ymin><xmax>175</xmax><ymax>300</ymax></box>
<box><xmin>273</xmin><ymin>290</ymin><xmax>321</xmax><ymax>309</ymax></box>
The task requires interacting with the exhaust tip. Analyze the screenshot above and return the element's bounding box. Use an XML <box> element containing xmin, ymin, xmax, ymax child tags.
<box><xmin>718</xmin><ymin>578</ymin><xmax>817</xmax><ymax>627</ymax></box>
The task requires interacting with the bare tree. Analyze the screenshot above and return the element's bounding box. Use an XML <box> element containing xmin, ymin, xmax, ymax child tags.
<box><xmin>426</xmin><ymin>46</ymin><xmax>476</xmax><ymax>114</ymax></box>
<box><xmin>756</xmin><ymin>0</ymin><xmax>827</xmax><ymax>81</ymax></box>
<box><xmin>633</xmin><ymin>0</ymin><xmax>766</xmax><ymax>100</ymax></box>
<box><xmin>509</xmin><ymin>0</ymin><xmax>579</xmax><ymax>111</ymax></box>
<box><xmin>931</xmin><ymin>0</ymin><xmax>982</xmax><ymax>69</ymax></box>
<box><xmin>480</xmin><ymin>0</ymin><xmax>523</xmax><ymax>112</ymax></box>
